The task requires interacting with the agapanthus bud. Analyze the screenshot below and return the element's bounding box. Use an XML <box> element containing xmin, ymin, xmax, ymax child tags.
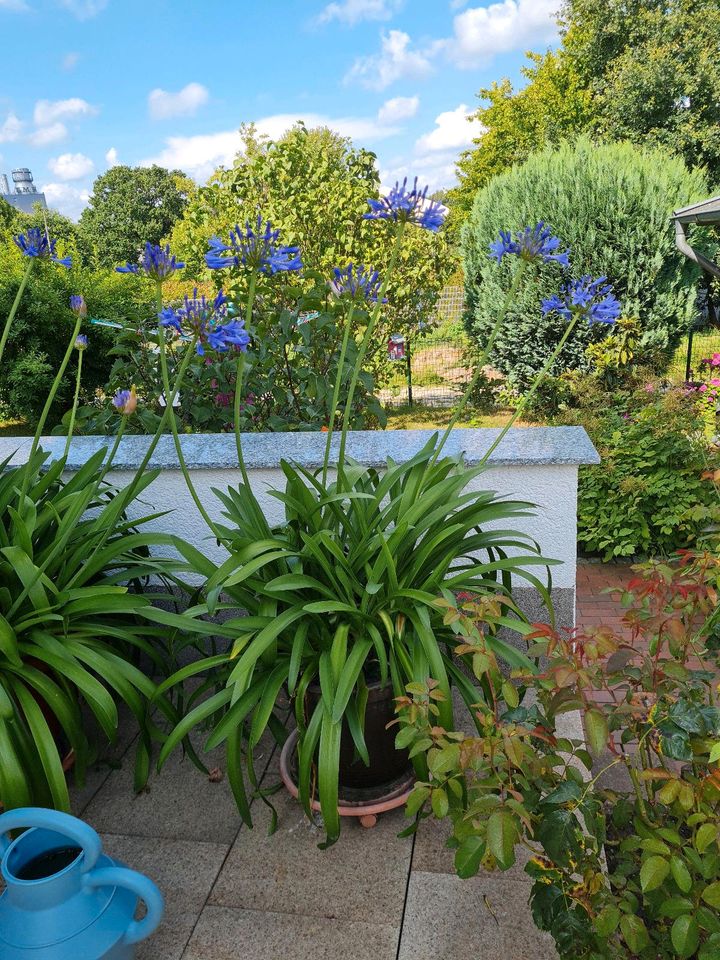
<box><xmin>112</xmin><ymin>385</ymin><xmax>138</xmax><ymax>415</ymax></box>
<box><xmin>70</xmin><ymin>295</ymin><xmax>87</xmax><ymax>317</ymax></box>
<box><xmin>74</xmin><ymin>334</ymin><xmax>88</xmax><ymax>351</ymax></box>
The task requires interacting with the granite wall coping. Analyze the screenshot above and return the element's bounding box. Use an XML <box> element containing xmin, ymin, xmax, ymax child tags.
<box><xmin>1</xmin><ymin>427</ymin><xmax>599</xmax><ymax>471</ymax></box>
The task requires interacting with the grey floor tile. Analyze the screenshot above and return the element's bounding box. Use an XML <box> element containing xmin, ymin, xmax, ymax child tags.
<box><xmin>69</xmin><ymin>703</ymin><xmax>139</xmax><ymax>815</ymax></box>
<box><xmin>102</xmin><ymin>834</ymin><xmax>229</xmax><ymax>960</ymax></box>
<box><xmin>83</xmin><ymin>733</ymin><xmax>272</xmax><ymax>845</ymax></box>
<box><xmin>397</xmin><ymin>871</ymin><xmax>557</xmax><ymax>960</ymax></box>
<box><xmin>182</xmin><ymin>905</ymin><xmax>399</xmax><ymax>960</ymax></box>
<box><xmin>209</xmin><ymin>786</ymin><xmax>412</xmax><ymax>926</ymax></box>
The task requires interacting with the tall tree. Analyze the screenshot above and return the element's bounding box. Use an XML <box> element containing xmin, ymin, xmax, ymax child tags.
<box><xmin>563</xmin><ymin>0</ymin><xmax>720</xmax><ymax>178</ymax></box>
<box><xmin>451</xmin><ymin>49</ymin><xmax>594</xmax><ymax>223</ymax></box>
<box><xmin>79</xmin><ymin>165</ymin><xmax>193</xmax><ymax>267</ymax></box>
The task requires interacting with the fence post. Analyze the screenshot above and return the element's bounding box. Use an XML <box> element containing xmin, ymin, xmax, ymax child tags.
<box><xmin>406</xmin><ymin>341</ymin><xmax>413</xmax><ymax>407</ymax></box>
<box><xmin>685</xmin><ymin>328</ymin><xmax>694</xmax><ymax>382</ymax></box>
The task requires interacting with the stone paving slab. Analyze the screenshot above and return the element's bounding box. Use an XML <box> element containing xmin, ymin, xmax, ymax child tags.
<box><xmin>413</xmin><ymin>815</ymin><xmax>533</xmax><ymax>882</ymax></box>
<box><xmin>182</xmin><ymin>905</ymin><xmax>399</xmax><ymax>960</ymax></box>
<box><xmin>398</xmin><ymin>871</ymin><xmax>558</xmax><ymax>960</ymax></box>
<box><xmin>209</xmin><ymin>785</ymin><xmax>412</xmax><ymax>927</ymax></box>
<box><xmin>102</xmin><ymin>834</ymin><xmax>229</xmax><ymax>960</ymax></box>
<box><xmin>82</xmin><ymin>733</ymin><xmax>264</xmax><ymax>845</ymax></box>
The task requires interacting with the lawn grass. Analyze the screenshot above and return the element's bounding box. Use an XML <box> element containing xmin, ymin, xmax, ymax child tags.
<box><xmin>668</xmin><ymin>330</ymin><xmax>720</xmax><ymax>381</ymax></box>
<box><xmin>0</xmin><ymin>419</ymin><xmax>30</xmax><ymax>437</ymax></box>
<box><xmin>385</xmin><ymin>405</ymin><xmax>530</xmax><ymax>430</ymax></box>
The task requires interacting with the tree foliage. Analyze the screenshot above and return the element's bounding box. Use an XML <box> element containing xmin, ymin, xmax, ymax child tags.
<box><xmin>563</xmin><ymin>0</ymin><xmax>720</xmax><ymax>177</ymax></box>
<box><xmin>452</xmin><ymin>0</ymin><xmax>720</xmax><ymax>222</ymax></box>
<box><xmin>79</xmin><ymin>165</ymin><xmax>194</xmax><ymax>267</ymax></box>
<box><xmin>462</xmin><ymin>138</ymin><xmax>712</xmax><ymax>386</ymax></box>
<box><xmin>452</xmin><ymin>50</ymin><xmax>593</xmax><ymax>223</ymax></box>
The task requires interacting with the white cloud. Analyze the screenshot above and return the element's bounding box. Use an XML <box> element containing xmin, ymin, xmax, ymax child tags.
<box><xmin>317</xmin><ymin>0</ymin><xmax>402</xmax><ymax>25</ymax></box>
<box><xmin>48</xmin><ymin>152</ymin><xmax>94</xmax><ymax>181</ymax></box>
<box><xmin>27</xmin><ymin>122</ymin><xmax>68</xmax><ymax>146</ymax></box>
<box><xmin>40</xmin><ymin>182</ymin><xmax>91</xmax><ymax>220</ymax></box>
<box><xmin>148</xmin><ymin>83</ymin><xmax>209</xmax><ymax>120</ymax></box>
<box><xmin>381</xmin><ymin>150</ymin><xmax>460</xmax><ymax>194</ymax></box>
<box><xmin>0</xmin><ymin>113</ymin><xmax>23</xmax><ymax>144</ymax></box>
<box><xmin>377</xmin><ymin>95</ymin><xmax>419</xmax><ymax>124</ymax></box>
<box><xmin>33</xmin><ymin>97</ymin><xmax>97</xmax><ymax>126</ymax></box>
<box><xmin>56</xmin><ymin>0</ymin><xmax>108</xmax><ymax>19</ymax></box>
<box><xmin>415</xmin><ymin>103</ymin><xmax>484</xmax><ymax>153</ymax></box>
<box><xmin>345</xmin><ymin>29</ymin><xmax>433</xmax><ymax>90</ymax></box>
<box><xmin>62</xmin><ymin>51</ymin><xmax>80</xmax><ymax>70</ymax></box>
<box><xmin>144</xmin><ymin>112</ymin><xmax>401</xmax><ymax>182</ymax></box>
<box><xmin>105</xmin><ymin>146</ymin><xmax>118</xmax><ymax>166</ymax></box>
<box><xmin>444</xmin><ymin>0</ymin><xmax>559</xmax><ymax>68</ymax></box>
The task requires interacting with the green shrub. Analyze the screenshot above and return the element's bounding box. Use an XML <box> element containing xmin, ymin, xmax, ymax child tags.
<box><xmin>462</xmin><ymin>137</ymin><xmax>713</xmax><ymax>387</ymax></box>
<box><xmin>0</xmin><ymin>241</ymin><xmax>152</xmax><ymax>425</ymax></box>
<box><xmin>571</xmin><ymin>387</ymin><xmax>718</xmax><ymax>559</ymax></box>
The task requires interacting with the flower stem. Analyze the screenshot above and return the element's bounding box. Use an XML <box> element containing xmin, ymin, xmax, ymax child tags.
<box><xmin>0</xmin><ymin>258</ymin><xmax>33</xmax><ymax>367</ymax></box>
<box><xmin>233</xmin><ymin>270</ymin><xmax>258</xmax><ymax>489</ymax></box>
<box><xmin>322</xmin><ymin>302</ymin><xmax>356</xmax><ymax>485</ymax></box>
<box><xmin>19</xmin><ymin>313</ymin><xmax>83</xmax><ymax>503</ymax></box>
<box><xmin>337</xmin><ymin>221</ymin><xmax>406</xmax><ymax>478</ymax></box>
<box><xmin>432</xmin><ymin>261</ymin><xmax>528</xmax><ymax>465</ymax></box>
<box><xmin>63</xmin><ymin>349</ymin><xmax>84</xmax><ymax>459</ymax></box>
<box><xmin>155</xmin><ymin>287</ymin><xmax>222</xmax><ymax>540</ymax></box>
<box><xmin>478</xmin><ymin>312</ymin><xmax>580</xmax><ymax>467</ymax></box>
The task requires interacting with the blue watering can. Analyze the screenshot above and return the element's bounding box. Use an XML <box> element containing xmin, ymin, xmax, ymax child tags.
<box><xmin>0</xmin><ymin>808</ymin><xmax>164</xmax><ymax>959</ymax></box>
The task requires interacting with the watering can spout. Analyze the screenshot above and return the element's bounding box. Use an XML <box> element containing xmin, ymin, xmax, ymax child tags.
<box><xmin>0</xmin><ymin>808</ymin><xmax>164</xmax><ymax>959</ymax></box>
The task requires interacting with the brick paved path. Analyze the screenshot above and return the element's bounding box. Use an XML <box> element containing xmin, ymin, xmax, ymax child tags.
<box><xmin>576</xmin><ymin>560</ymin><xmax>634</xmax><ymax>639</ymax></box>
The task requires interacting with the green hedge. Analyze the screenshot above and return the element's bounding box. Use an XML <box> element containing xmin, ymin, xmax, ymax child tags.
<box><xmin>462</xmin><ymin>137</ymin><xmax>713</xmax><ymax>386</ymax></box>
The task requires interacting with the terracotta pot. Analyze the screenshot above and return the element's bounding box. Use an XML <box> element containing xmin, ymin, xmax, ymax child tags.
<box><xmin>306</xmin><ymin>679</ymin><xmax>410</xmax><ymax>789</ymax></box>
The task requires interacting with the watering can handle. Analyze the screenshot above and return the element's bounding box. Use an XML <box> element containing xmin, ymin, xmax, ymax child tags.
<box><xmin>0</xmin><ymin>807</ymin><xmax>102</xmax><ymax>873</ymax></box>
<box><xmin>84</xmin><ymin>867</ymin><xmax>164</xmax><ymax>945</ymax></box>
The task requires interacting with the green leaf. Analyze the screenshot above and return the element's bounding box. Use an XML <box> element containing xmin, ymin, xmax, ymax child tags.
<box><xmin>594</xmin><ymin>905</ymin><xmax>621</xmax><ymax>938</ymax></box>
<box><xmin>702</xmin><ymin>882</ymin><xmax>720</xmax><ymax>908</ymax></box>
<box><xmin>431</xmin><ymin>787</ymin><xmax>449</xmax><ymax>819</ymax></box>
<box><xmin>697</xmin><ymin>824</ymin><xmax>718</xmax><ymax>854</ymax></box>
<box><xmin>486</xmin><ymin>810</ymin><xmax>517</xmax><ymax>869</ymax></box>
<box><xmin>699</xmin><ymin>934</ymin><xmax>720</xmax><ymax>960</ymax></box>
<box><xmin>455</xmin><ymin>836</ymin><xmax>485</xmax><ymax>879</ymax></box>
<box><xmin>671</xmin><ymin>915</ymin><xmax>700</xmax><ymax>959</ymax></box>
<box><xmin>585</xmin><ymin>708</ymin><xmax>608</xmax><ymax>755</ymax></box>
<box><xmin>670</xmin><ymin>855</ymin><xmax>693</xmax><ymax>894</ymax></box>
<box><xmin>620</xmin><ymin>915</ymin><xmax>650</xmax><ymax>954</ymax></box>
<box><xmin>640</xmin><ymin>855</ymin><xmax>670</xmax><ymax>892</ymax></box>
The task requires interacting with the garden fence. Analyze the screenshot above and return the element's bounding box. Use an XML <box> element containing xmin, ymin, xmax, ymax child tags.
<box><xmin>379</xmin><ymin>285</ymin><xmax>471</xmax><ymax>408</ymax></box>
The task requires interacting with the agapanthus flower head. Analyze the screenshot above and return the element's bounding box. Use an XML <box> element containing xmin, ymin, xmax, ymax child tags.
<box><xmin>205</xmin><ymin>216</ymin><xmax>302</xmax><ymax>274</ymax></box>
<box><xmin>364</xmin><ymin>177</ymin><xmax>446</xmax><ymax>233</ymax></box>
<box><xmin>158</xmin><ymin>288</ymin><xmax>250</xmax><ymax>356</ymax></box>
<box><xmin>74</xmin><ymin>334</ymin><xmax>88</xmax><ymax>351</ymax></box>
<box><xmin>112</xmin><ymin>385</ymin><xmax>137</xmax><ymax>415</ymax></box>
<box><xmin>329</xmin><ymin>263</ymin><xmax>386</xmax><ymax>303</ymax></box>
<box><xmin>116</xmin><ymin>243</ymin><xmax>184</xmax><ymax>281</ymax></box>
<box><xmin>489</xmin><ymin>222</ymin><xmax>569</xmax><ymax>267</ymax></box>
<box><xmin>70</xmin><ymin>294</ymin><xmax>87</xmax><ymax>317</ymax></box>
<box><xmin>542</xmin><ymin>275</ymin><xmax>621</xmax><ymax>326</ymax></box>
<box><xmin>14</xmin><ymin>227</ymin><xmax>72</xmax><ymax>267</ymax></box>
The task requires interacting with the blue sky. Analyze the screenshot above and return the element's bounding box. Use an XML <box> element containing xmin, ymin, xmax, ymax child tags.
<box><xmin>0</xmin><ymin>0</ymin><xmax>559</xmax><ymax>220</ymax></box>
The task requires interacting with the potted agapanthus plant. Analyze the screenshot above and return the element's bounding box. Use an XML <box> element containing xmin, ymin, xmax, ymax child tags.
<box><xmin>146</xmin><ymin>185</ymin><xmax>620</xmax><ymax>845</ymax></box>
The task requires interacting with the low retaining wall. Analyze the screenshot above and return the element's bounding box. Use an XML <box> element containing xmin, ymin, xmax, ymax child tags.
<box><xmin>3</xmin><ymin>426</ymin><xmax>599</xmax><ymax>627</ymax></box>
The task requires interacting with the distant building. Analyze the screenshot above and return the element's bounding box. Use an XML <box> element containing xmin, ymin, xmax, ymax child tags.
<box><xmin>1</xmin><ymin>168</ymin><xmax>47</xmax><ymax>214</ymax></box>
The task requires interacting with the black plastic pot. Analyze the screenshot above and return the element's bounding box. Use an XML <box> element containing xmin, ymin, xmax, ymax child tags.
<box><xmin>306</xmin><ymin>679</ymin><xmax>410</xmax><ymax>790</ymax></box>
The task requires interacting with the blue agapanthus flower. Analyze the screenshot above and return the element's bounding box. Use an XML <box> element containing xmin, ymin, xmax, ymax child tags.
<box><xmin>14</xmin><ymin>228</ymin><xmax>72</xmax><ymax>267</ymax></box>
<box><xmin>205</xmin><ymin>216</ymin><xmax>302</xmax><ymax>274</ymax></box>
<box><xmin>116</xmin><ymin>243</ymin><xmax>185</xmax><ymax>281</ymax></box>
<box><xmin>112</xmin><ymin>386</ymin><xmax>137</xmax><ymax>415</ymax></box>
<box><xmin>364</xmin><ymin>177</ymin><xmax>446</xmax><ymax>233</ymax></box>
<box><xmin>542</xmin><ymin>276</ymin><xmax>621</xmax><ymax>325</ymax></box>
<box><xmin>74</xmin><ymin>334</ymin><xmax>88</xmax><ymax>351</ymax></box>
<box><xmin>330</xmin><ymin>264</ymin><xmax>386</xmax><ymax>303</ymax></box>
<box><xmin>159</xmin><ymin>288</ymin><xmax>250</xmax><ymax>356</ymax></box>
<box><xmin>489</xmin><ymin>222</ymin><xmax>570</xmax><ymax>267</ymax></box>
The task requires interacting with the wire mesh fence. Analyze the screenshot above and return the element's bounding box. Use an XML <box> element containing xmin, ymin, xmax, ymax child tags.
<box><xmin>378</xmin><ymin>286</ymin><xmax>472</xmax><ymax>408</ymax></box>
